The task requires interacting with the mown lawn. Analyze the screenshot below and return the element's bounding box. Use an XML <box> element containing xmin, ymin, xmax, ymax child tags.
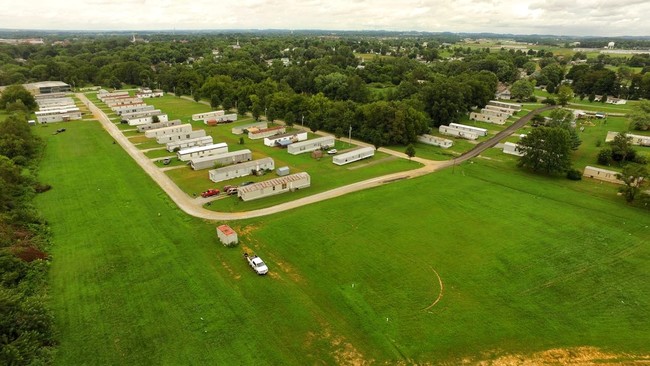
<box><xmin>35</xmin><ymin>120</ymin><xmax>650</xmax><ymax>364</ymax></box>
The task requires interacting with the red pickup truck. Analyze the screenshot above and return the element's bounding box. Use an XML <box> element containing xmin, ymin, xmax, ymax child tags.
<box><xmin>201</xmin><ymin>189</ymin><xmax>220</xmax><ymax>198</ymax></box>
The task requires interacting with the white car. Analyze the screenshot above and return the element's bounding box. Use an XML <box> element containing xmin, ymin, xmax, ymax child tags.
<box><xmin>244</xmin><ymin>253</ymin><xmax>268</xmax><ymax>275</ymax></box>
<box><xmin>327</xmin><ymin>149</ymin><xmax>338</xmax><ymax>155</ymax></box>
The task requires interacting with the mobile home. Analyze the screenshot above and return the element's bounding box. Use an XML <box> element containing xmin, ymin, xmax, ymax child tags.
<box><xmin>248</xmin><ymin>126</ymin><xmax>286</xmax><ymax>140</ymax></box>
<box><xmin>112</xmin><ymin>103</ymin><xmax>149</xmax><ymax>115</ymax></box>
<box><xmin>156</xmin><ymin>130</ymin><xmax>207</xmax><ymax>144</ymax></box>
<box><xmin>144</xmin><ymin>124</ymin><xmax>192</xmax><ymax>138</ymax></box>
<box><xmin>469</xmin><ymin>112</ymin><xmax>508</xmax><ymax>125</ymax></box>
<box><xmin>208</xmin><ymin>158</ymin><xmax>275</xmax><ymax>182</ymax></box>
<box><xmin>136</xmin><ymin>119</ymin><xmax>182</xmax><ymax>132</ymax></box>
<box><xmin>583</xmin><ymin>166</ymin><xmax>623</xmax><ymax>184</ymax></box>
<box><xmin>231</xmin><ymin>121</ymin><xmax>268</xmax><ymax>135</ymax></box>
<box><xmin>166</xmin><ymin>136</ymin><xmax>214</xmax><ymax>152</ymax></box>
<box><xmin>264</xmin><ymin>131</ymin><xmax>308</xmax><ymax>147</ymax></box>
<box><xmin>417</xmin><ymin>134</ymin><xmax>453</xmax><ymax>148</ymax></box>
<box><xmin>192</xmin><ymin>110</ymin><xmax>225</xmax><ymax>121</ymax></box>
<box><xmin>106</xmin><ymin>98</ymin><xmax>143</xmax><ymax>107</ymax></box>
<box><xmin>332</xmin><ymin>147</ymin><xmax>375</xmax><ymax>166</ymax></box>
<box><xmin>488</xmin><ymin>100</ymin><xmax>522</xmax><ymax>112</ymax></box>
<box><xmin>177</xmin><ymin>143</ymin><xmax>229</xmax><ymax>162</ymax></box>
<box><xmin>35</xmin><ymin>107</ymin><xmax>82</xmax><ymax>123</ymax></box>
<box><xmin>127</xmin><ymin>114</ymin><xmax>169</xmax><ymax>126</ymax></box>
<box><xmin>205</xmin><ymin>113</ymin><xmax>238</xmax><ymax>124</ymax></box>
<box><xmin>438</xmin><ymin>125</ymin><xmax>479</xmax><ymax>140</ymax></box>
<box><xmin>287</xmin><ymin>136</ymin><xmax>335</xmax><ymax>154</ymax></box>
<box><xmin>502</xmin><ymin>142</ymin><xmax>523</xmax><ymax>156</ymax></box>
<box><xmin>189</xmin><ymin>149</ymin><xmax>252</xmax><ymax>170</ymax></box>
<box><xmin>120</xmin><ymin>108</ymin><xmax>160</xmax><ymax>121</ymax></box>
<box><xmin>238</xmin><ymin>172</ymin><xmax>311</xmax><ymax>201</ymax></box>
<box><xmin>449</xmin><ymin>123</ymin><xmax>488</xmax><ymax>137</ymax></box>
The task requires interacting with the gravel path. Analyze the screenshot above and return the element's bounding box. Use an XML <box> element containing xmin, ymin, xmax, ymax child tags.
<box><xmin>79</xmin><ymin>93</ymin><xmax>552</xmax><ymax>221</ymax></box>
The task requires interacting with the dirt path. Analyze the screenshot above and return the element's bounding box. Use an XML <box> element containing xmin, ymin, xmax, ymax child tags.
<box><xmin>79</xmin><ymin>93</ymin><xmax>551</xmax><ymax>221</ymax></box>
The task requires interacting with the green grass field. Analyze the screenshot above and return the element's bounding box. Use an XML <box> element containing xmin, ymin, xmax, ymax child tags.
<box><xmin>34</xmin><ymin>119</ymin><xmax>649</xmax><ymax>364</ymax></box>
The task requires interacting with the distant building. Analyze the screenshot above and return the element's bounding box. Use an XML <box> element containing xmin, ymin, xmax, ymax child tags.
<box><xmin>24</xmin><ymin>81</ymin><xmax>71</xmax><ymax>95</ymax></box>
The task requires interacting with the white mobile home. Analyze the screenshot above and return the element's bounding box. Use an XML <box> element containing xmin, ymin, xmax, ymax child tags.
<box><xmin>469</xmin><ymin>112</ymin><xmax>508</xmax><ymax>125</ymax></box>
<box><xmin>106</xmin><ymin>98</ymin><xmax>143</xmax><ymax>107</ymax></box>
<box><xmin>583</xmin><ymin>166</ymin><xmax>623</xmax><ymax>184</ymax></box>
<box><xmin>121</xmin><ymin>108</ymin><xmax>160</xmax><ymax>121</ymax></box>
<box><xmin>128</xmin><ymin>114</ymin><xmax>169</xmax><ymax>126</ymax></box>
<box><xmin>488</xmin><ymin>100</ymin><xmax>522</xmax><ymax>112</ymax></box>
<box><xmin>205</xmin><ymin>113</ymin><xmax>238</xmax><ymax>124</ymax></box>
<box><xmin>248</xmin><ymin>126</ymin><xmax>286</xmax><ymax>140</ymax></box>
<box><xmin>145</xmin><ymin>124</ymin><xmax>192</xmax><ymax>138</ymax></box>
<box><xmin>449</xmin><ymin>123</ymin><xmax>488</xmax><ymax>137</ymax></box>
<box><xmin>605</xmin><ymin>131</ymin><xmax>650</xmax><ymax>146</ymax></box>
<box><xmin>417</xmin><ymin>134</ymin><xmax>453</xmax><ymax>148</ymax></box>
<box><xmin>112</xmin><ymin>103</ymin><xmax>149</xmax><ymax>115</ymax></box>
<box><xmin>332</xmin><ymin>147</ymin><xmax>375</xmax><ymax>166</ymax></box>
<box><xmin>238</xmin><ymin>172</ymin><xmax>311</xmax><ymax>201</ymax></box>
<box><xmin>98</xmin><ymin>91</ymin><xmax>129</xmax><ymax>101</ymax></box>
<box><xmin>192</xmin><ymin>110</ymin><xmax>225</xmax><ymax>121</ymax></box>
<box><xmin>166</xmin><ymin>136</ymin><xmax>214</xmax><ymax>152</ymax></box>
<box><xmin>156</xmin><ymin>130</ymin><xmax>207</xmax><ymax>144</ymax></box>
<box><xmin>484</xmin><ymin>104</ymin><xmax>517</xmax><ymax>115</ymax></box>
<box><xmin>231</xmin><ymin>121</ymin><xmax>268</xmax><ymax>135</ymax></box>
<box><xmin>136</xmin><ymin>119</ymin><xmax>181</xmax><ymax>132</ymax></box>
<box><xmin>177</xmin><ymin>143</ymin><xmax>229</xmax><ymax>162</ymax></box>
<box><xmin>136</xmin><ymin>89</ymin><xmax>164</xmax><ymax>98</ymax></box>
<box><xmin>189</xmin><ymin>149</ymin><xmax>252</xmax><ymax>170</ymax></box>
<box><xmin>37</xmin><ymin>103</ymin><xmax>77</xmax><ymax>111</ymax></box>
<box><xmin>264</xmin><ymin>131</ymin><xmax>308</xmax><ymax>147</ymax></box>
<box><xmin>502</xmin><ymin>142</ymin><xmax>523</xmax><ymax>156</ymax></box>
<box><xmin>287</xmin><ymin>136</ymin><xmax>335</xmax><ymax>154</ymax></box>
<box><xmin>37</xmin><ymin>97</ymin><xmax>75</xmax><ymax>108</ymax></box>
<box><xmin>35</xmin><ymin>107</ymin><xmax>82</xmax><ymax>123</ymax></box>
<box><xmin>481</xmin><ymin>108</ymin><xmax>512</xmax><ymax>118</ymax></box>
<box><xmin>208</xmin><ymin>158</ymin><xmax>275</xmax><ymax>182</ymax></box>
<box><xmin>439</xmin><ymin>125</ymin><xmax>479</xmax><ymax>140</ymax></box>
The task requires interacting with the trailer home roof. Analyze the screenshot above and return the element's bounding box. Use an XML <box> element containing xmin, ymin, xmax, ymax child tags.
<box><xmin>238</xmin><ymin>172</ymin><xmax>310</xmax><ymax>194</ymax></box>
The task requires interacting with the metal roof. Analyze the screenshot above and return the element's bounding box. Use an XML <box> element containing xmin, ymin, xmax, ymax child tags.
<box><xmin>238</xmin><ymin>172</ymin><xmax>310</xmax><ymax>194</ymax></box>
<box><xmin>178</xmin><ymin>143</ymin><xmax>228</xmax><ymax>155</ymax></box>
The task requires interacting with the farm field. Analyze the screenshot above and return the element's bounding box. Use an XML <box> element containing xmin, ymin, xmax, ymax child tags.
<box><xmin>34</xmin><ymin>119</ymin><xmax>650</xmax><ymax>364</ymax></box>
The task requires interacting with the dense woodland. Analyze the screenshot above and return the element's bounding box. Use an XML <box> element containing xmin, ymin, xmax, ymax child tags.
<box><xmin>2</xmin><ymin>33</ymin><xmax>650</xmax><ymax>146</ymax></box>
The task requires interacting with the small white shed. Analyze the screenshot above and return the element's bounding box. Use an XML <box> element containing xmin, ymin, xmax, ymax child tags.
<box><xmin>216</xmin><ymin>225</ymin><xmax>238</xmax><ymax>246</ymax></box>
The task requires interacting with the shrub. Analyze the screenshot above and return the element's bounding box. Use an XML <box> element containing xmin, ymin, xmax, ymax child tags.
<box><xmin>544</xmin><ymin>97</ymin><xmax>557</xmax><ymax>105</ymax></box>
<box><xmin>566</xmin><ymin>169</ymin><xmax>582</xmax><ymax>180</ymax></box>
<box><xmin>34</xmin><ymin>184</ymin><xmax>52</xmax><ymax>193</ymax></box>
<box><xmin>633</xmin><ymin>155</ymin><xmax>648</xmax><ymax>165</ymax></box>
<box><xmin>597</xmin><ymin>148</ymin><xmax>612</xmax><ymax>165</ymax></box>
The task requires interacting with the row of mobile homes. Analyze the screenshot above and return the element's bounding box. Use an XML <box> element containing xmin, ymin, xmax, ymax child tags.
<box><xmin>145</xmin><ymin>123</ymin><xmax>192</xmax><ymax>138</ymax></box>
<box><xmin>502</xmin><ymin>142</ymin><xmax>523</xmax><ymax>156</ymax></box>
<box><xmin>190</xmin><ymin>149</ymin><xmax>252</xmax><ymax>170</ymax></box>
<box><xmin>167</xmin><ymin>136</ymin><xmax>214</xmax><ymax>152</ymax></box>
<box><xmin>35</xmin><ymin>92</ymin><xmax>68</xmax><ymax>100</ymax></box>
<box><xmin>417</xmin><ymin>134</ymin><xmax>453</xmax><ymax>148</ymax></box>
<box><xmin>156</xmin><ymin>130</ymin><xmax>207</xmax><ymax>144</ymax></box>
<box><xmin>192</xmin><ymin>110</ymin><xmax>225</xmax><ymax>121</ymax></box>
<box><xmin>205</xmin><ymin>113</ymin><xmax>238</xmax><ymax>125</ymax></box>
<box><xmin>136</xmin><ymin>119</ymin><xmax>181</xmax><ymax>132</ymax></box>
<box><xmin>98</xmin><ymin>91</ymin><xmax>129</xmax><ymax>102</ymax></box>
<box><xmin>238</xmin><ymin>172</ymin><xmax>311</xmax><ymax>201</ymax></box>
<box><xmin>37</xmin><ymin>97</ymin><xmax>75</xmax><ymax>108</ymax></box>
<box><xmin>488</xmin><ymin>100</ymin><xmax>522</xmax><ymax>112</ymax></box>
<box><xmin>469</xmin><ymin>112</ymin><xmax>508</xmax><ymax>125</ymax></box>
<box><xmin>332</xmin><ymin>147</ymin><xmax>375</xmax><ymax>166</ymax></box>
<box><xmin>112</xmin><ymin>103</ymin><xmax>149</xmax><ymax>115</ymax></box>
<box><xmin>35</xmin><ymin>107</ymin><xmax>82</xmax><ymax>123</ymax></box>
<box><xmin>248</xmin><ymin>126</ymin><xmax>286</xmax><ymax>140</ymax></box>
<box><xmin>208</xmin><ymin>158</ymin><xmax>275</xmax><ymax>182</ymax></box>
<box><xmin>178</xmin><ymin>143</ymin><xmax>229</xmax><ymax>162</ymax></box>
<box><xmin>264</xmin><ymin>131</ymin><xmax>308</xmax><ymax>147</ymax></box>
<box><xmin>106</xmin><ymin>97</ymin><xmax>143</xmax><ymax>107</ymax></box>
<box><xmin>583</xmin><ymin>166</ymin><xmax>623</xmax><ymax>184</ymax></box>
<box><xmin>287</xmin><ymin>136</ymin><xmax>335</xmax><ymax>154</ymax></box>
<box><xmin>439</xmin><ymin>125</ymin><xmax>479</xmax><ymax>140</ymax></box>
<box><xmin>449</xmin><ymin>123</ymin><xmax>488</xmax><ymax>137</ymax></box>
<box><xmin>121</xmin><ymin>108</ymin><xmax>160</xmax><ymax>121</ymax></box>
<box><xmin>605</xmin><ymin>131</ymin><xmax>650</xmax><ymax>146</ymax></box>
<box><xmin>127</xmin><ymin>114</ymin><xmax>169</xmax><ymax>126</ymax></box>
<box><xmin>136</xmin><ymin>89</ymin><xmax>163</xmax><ymax>98</ymax></box>
<box><xmin>231</xmin><ymin>121</ymin><xmax>268</xmax><ymax>135</ymax></box>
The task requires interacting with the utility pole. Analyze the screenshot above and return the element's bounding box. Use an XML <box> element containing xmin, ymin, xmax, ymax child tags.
<box><xmin>301</xmin><ymin>115</ymin><xmax>304</xmax><ymax>129</ymax></box>
<box><xmin>348</xmin><ymin>125</ymin><xmax>352</xmax><ymax>146</ymax></box>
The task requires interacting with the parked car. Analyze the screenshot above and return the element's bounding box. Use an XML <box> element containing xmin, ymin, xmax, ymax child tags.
<box><xmin>200</xmin><ymin>189</ymin><xmax>220</xmax><ymax>198</ymax></box>
<box><xmin>223</xmin><ymin>185</ymin><xmax>235</xmax><ymax>192</ymax></box>
<box><xmin>162</xmin><ymin>158</ymin><xmax>171</xmax><ymax>165</ymax></box>
<box><xmin>327</xmin><ymin>149</ymin><xmax>338</xmax><ymax>155</ymax></box>
<box><xmin>226</xmin><ymin>187</ymin><xmax>238</xmax><ymax>195</ymax></box>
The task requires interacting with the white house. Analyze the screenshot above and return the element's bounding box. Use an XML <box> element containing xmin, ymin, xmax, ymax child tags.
<box><xmin>191</xmin><ymin>110</ymin><xmax>225</xmax><ymax>121</ymax></box>
<box><xmin>332</xmin><ymin>147</ymin><xmax>375</xmax><ymax>166</ymax></box>
<box><xmin>177</xmin><ymin>143</ymin><xmax>229</xmax><ymax>162</ymax></box>
<box><xmin>166</xmin><ymin>136</ymin><xmax>214</xmax><ymax>152</ymax></box>
<box><xmin>208</xmin><ymin>158</ymin><xmax>275</xmax><ymax>182</ymax></box>
<box><xmin>449</xmin><ymin>123</ymin><xmax>488</xmax><ymax>137</ymax></box>
<box><xmin>248</xmin><ymin>126</ymin><xmax>286</xmax><ymax>140</ymax></box>
<box><xmin>190</xmin><ymin>149</ymin><xmax>252</xmax><ymax>170</ymax></box>
<box><xmin>417</xmin><ymin>134</ymin><xmax>453</xmax><ymax>148</ymax></box>
<box><xmin>263</xmin><ymin>131</ymin><xmax>308</xmax><ymax>147</ymax></box>
<box><xmin>287</xmin><ymin>136</ymin><xmax>335</xmax><ymax>154</ymax></box>
<box><xmin>439</xmin><ymin>125</ymin><xmax>479</xmax><ymax>140</ymax></box>
<box><xmin>237</xmin><ymin>172</ymin><xmax>311</xmax><ymax>201</ymax></box>
<box><xmin>231</xmin><ymin>121</ymin><xmax>268</xmax><ymax>135</ymax></box>
<box><xmin>156</xmin><ymin>130</ymin><xmax>207</xmax><ymax>144</ymax></box>
<box><xmin>583</xmin><ymin>166</ymin><xmax>623</xmax><ymax>184</ymax></box>
<box><xmin>144</xmin><ymin>124</ymin><xmax>192</xmax><ymax>138</ymax></box>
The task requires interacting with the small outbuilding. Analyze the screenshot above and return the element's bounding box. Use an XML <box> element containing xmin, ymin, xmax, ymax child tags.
<box><xmin>216</xmin><ymin>225</ymin><xmax>238</xmax><ymax>246</ymax></box>
<box><xmin>276</xmin><ymin>166</ymin><xmax>290</xmax><ymax>176</ymax></box>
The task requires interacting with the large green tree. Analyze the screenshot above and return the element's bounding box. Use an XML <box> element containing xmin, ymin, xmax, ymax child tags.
<box><xmin>629</xmin><ymin>100</ymin><xmax>650</xmax><ymax>131</ymax></box>
<box><xmin>616</xmin><ymin>163</ymin><xmax>648</xmax><ymax>203</ymax></box>
<box><xmin>510</xmin><ymin>79</ymin><xmax>534</xmax><ymax>101</ymax></box>
<box><xmin>517</xmin><ymin>127</ymin><xmax>573</xmax><ymax>174</ymax></box>
<box><xmin>0</xmin><ymin>85</ymin><xmax>36</xmax><ymax>111</ymax></box>
<box><xmin>556</xmin><ymin>85</ymin><xmax>574</xmax><ymax>106</ymax></box>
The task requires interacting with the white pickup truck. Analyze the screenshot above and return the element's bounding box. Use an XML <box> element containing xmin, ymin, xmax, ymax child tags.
<box><xmin>243</xmin><ymin>252</ymin><xmax>269</xmax><ymax>275</ymax></box>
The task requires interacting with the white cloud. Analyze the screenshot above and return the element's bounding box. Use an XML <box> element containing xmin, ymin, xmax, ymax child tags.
<box><xmin>0</xmin><ymin>0</ymin><xmax>647</xmax><ymax>36</ymax></box>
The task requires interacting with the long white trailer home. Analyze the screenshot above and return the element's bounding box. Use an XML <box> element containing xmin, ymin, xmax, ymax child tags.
<box><xmin>238</xmin><ymin>172</ymin><xmax>311</xmax><ymax>201</ymax></box>
<box><xmin>488</xmin><ymin>100</ymin><xmax>522</xmax><ymax>112</ymax></box>
<box><xmin>136</xmin><ymin>119</ymin><xmax>182</xmax><ymax>132</ymax></box>
<box><xmin>439</xmin><ymin>125</ymin><xmax>479</xmax><ymax>140</ymax></box>
<box><xmin>605</xmin><ymin>131</ymin><xmax>650</xmax><ymax>146</ymax></box>
<box><xmin>481</xmin><ymin>108</ymin><xmax>512</xmax><ymax>118</ymax></box>
<box><xmin>35</xmin><ymin>107</ymin><xmax>82</xmax><ymax>123</ymax></box>
<box><xmin>208</xmin><ymin>158</ymin><xmax>275</xmax><ymax>182</ymax></box>
<box><xmin>127</xmin><ymin>114</ymin><xmax>169</xmax><ymax>126</ymax></box>
<box><xmin>248</xmin><ymin>126</ymin><xmax>286</xmax><ymax>140</ymax></box>
<box><xmin>264</xmin><ymin>131</ymin><xmax>308</xmax><ymax>147</ymax></box>
<box><xmin>231</xmin><ymin>121</ymin><xmax>268</xmax><ymax>135</ymax></box>
<box><xmin>469</xmin><ymin>112</ymin><xmax>508</xmax><ymax>125</ymax></box>
<box><xmin>583</xmin><ymin>166</ymin><xmax>623</xmax><ymax>184</ymax></box>
<box><xmin>332</xmin><ymin>147</ymin><xmax>375</xmax><ymax>166</ymax></box>
<box><xmin>191</xmin><ymin>110</ymin><xmax>225</xmax><ymax>121</ymax></box>
<box><xmin>177</xmin><ymin>143</ymin><xmax>229</xmax><ymax>162</ymax></box>
<box><xmin>287</xmin><ymin>136</ymin><xmax>336</xmax><ymax>154</ymax></box>
<box><xmin>205</xmin><ymin>113</ymin><xmax>238</xmax><ymax>124</ymax></box>
<box><xmin>502</xmin><ymin>142</ymin><xmax>524</xmax><ymax>156</ymax></box>
<box><xmin>166</xmin><ymin>136</ymin><xmax>214</xmax><ymax>152</ymax></box>
<box><xmin>98</xmin><ymin>91</ymin><xmax>129</xmax><ymax>101</ymax></box>
<box><xmin>449</xmin><ymin>123</ymin><xmax>488</xmax><ymax>137</ymax></box>
<box><xmin>37</xmin><ymin>102</ymin><xmax>77</xmax><ymax>111</ymax></box>
<box><xmin>112</xmin><ymin>103</ymin><xmax>148</xmax><ymax>114</ymax></box>
<box><xmin>156</xmin><ymin>130</ymin><xmax>207</xmax><ymax>144</ymax></box>
<box><xmin>145</xmin><ymin>124</ymin><xmax>192</xmax><ymax>138</ymax></box>
<box><xmin>485</xmin><ymin>104</ymin><xmax>517</xmax><ymax>115</ymax></box>
<box><xmin>106</xmin><ymin>98</ymin><xmax>143</xmax><ymax>107</ymax></box>
<box><xmin>417</xmin><ymin>134</ymin><xmax>453</xmax><ymax>148</ymax></box>
<box><xmin>37</xmin><ymin>97</ymin><xmax>75</xmax><ymax>108</ymax></box>
<box><xmin>120</xmin><ymin>108</ymin><xmax>159</xmax><ymax>121</ymax></box>
<box><xmin>189</xmin><ymin>149</ymin><xmax>252</xmax><ymax>170</ymax></box>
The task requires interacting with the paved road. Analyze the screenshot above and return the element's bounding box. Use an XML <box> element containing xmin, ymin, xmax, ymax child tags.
<box><xmin>79</xmin><ymin>93</ymin><xmax>552</xmax><ymax>221</ymax></box>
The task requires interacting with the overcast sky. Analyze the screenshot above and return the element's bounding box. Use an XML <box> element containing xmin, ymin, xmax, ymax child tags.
<box><xmin>0</xmin><ymin>0</ymin><xmax>648</xmax><ymax>37</ymax></box>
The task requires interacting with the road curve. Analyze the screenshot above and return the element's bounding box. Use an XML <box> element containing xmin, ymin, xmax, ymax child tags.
<box><xmin>79</xmin><ymin>93</ymin><xmax>551</xmax><ymax>221</ymax></box>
